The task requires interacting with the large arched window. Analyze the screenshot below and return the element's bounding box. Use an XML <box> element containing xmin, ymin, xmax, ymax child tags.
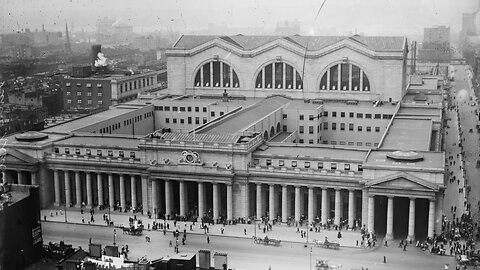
<box><xmin>194</xmin><ymin>61</ymin><xmax>240</xmax><ymax>88</ymax></box>
<box><xmin>255</xmin><ymin>62</ymin><xmax>303</xmax><ymax>90</ymax></box>
<box><xmin>319</xmin><ymin>63</ymin><xmax>370</xmax><ymax>91</ymax></box>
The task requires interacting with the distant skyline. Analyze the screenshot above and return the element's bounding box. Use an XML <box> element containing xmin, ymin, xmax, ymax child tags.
<box><xmin>1</xmin><ymin>0</ymin><xmax>479</xmax><ymax>36</ymax></box>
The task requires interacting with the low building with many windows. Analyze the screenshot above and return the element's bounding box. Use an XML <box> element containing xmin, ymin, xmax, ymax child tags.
<box><xmin>2</xmin><ymin>34</ymin><xmax>445</xmax><ymax>241</ymax></box>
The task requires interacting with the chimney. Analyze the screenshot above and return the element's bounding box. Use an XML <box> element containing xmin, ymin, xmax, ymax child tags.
<box><xmin>91</xmin><ymin>44</ymin><xmax>102</xmax><ymax>70</ymax></box>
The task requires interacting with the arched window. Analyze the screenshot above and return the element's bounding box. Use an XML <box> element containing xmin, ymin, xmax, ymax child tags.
<box><xmin>194</xmin><ymin>61</ymin><xmax>240</xmax><ymax>88</ymax></box>
<box><xmin>319</xmin><ymin>63</ymin><xmax>370</xmax><ymax>92</ymax></box>
<box><xmin>255</xmin><ymin>62</ymin><xmax>303</xmax><ymax>90</ymax></box>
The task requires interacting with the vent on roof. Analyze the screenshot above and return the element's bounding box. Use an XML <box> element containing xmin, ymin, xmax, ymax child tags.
<box><xmin>312</xmin><ymin>100</ymin><xmax>324</xmax><ymax>104</ymax></box>
<box><xmin>346</xmin><ymin>100</ymin><xmax>359</xmax><ymax>105</ymax></box>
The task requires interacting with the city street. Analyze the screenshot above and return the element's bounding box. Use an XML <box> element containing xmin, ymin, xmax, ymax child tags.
<box><xmin>41</xmin><ymin>221</ymin><xmax>455</xmax><ymax>270</ymax></box>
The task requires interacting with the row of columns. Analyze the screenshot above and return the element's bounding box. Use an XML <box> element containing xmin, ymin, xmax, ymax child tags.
<box><xmin>53</xmin><ymin>169</ymin><xmax>139</xmax><ymax>211</ymax></box>
<box><xmin>255</xmin><ymin>184</ymin><xmax>358</xmax><ymax>227</ymax></box>
<box><xmin>2</xmin><ymin>169</ymin><xmax>37</xmax><ymax>185</ymax></box>
<box><xmin>151</xmin><ymin>180</ymin><xmax>233</xmax><ymax>221</ymax></box>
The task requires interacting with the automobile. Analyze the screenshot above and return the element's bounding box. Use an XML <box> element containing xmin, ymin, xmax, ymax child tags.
<box><xmin>476</xmin><ymin>160</ymin><xmax>480</xmax><ymax>168</ymax></box>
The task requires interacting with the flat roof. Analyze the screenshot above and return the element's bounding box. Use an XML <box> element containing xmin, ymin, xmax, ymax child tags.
<box><xmin>381</xmin><ymin>118</ymin><xmax>432</xmax><ymax>151</ymax></box>
<box><xmin>254</xmin><ymin>144</ymin><xmax>368</xmax><ymax>162</ymax></box>
<box><xmin>403</xmin><ymin>93</ymin><xmax>443</xmax><ymax>104</ymax></box>
<box><xmin>55</xmin><ymin>135</ymin><xmax>142</xmax><ymax>149</ymax></box>
<box><xmin>200</xmin><ymin>96</ymin><xmax>291</xmax><ymax>134</ymax></box>
<box><xmin>42</xmin><ymin>106</ymin><xmax>139</xmax><ymax>133</ymax></box>
<box><xmin>365</xmin><ymin>150</ymin><xmax>444</xmax><ymax>170</ymax></box>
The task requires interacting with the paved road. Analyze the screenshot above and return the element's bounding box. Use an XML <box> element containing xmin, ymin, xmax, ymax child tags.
<box><xmin>42</xmin><ymin>222</ymin><xmax>455</xmax><ymax>270</ymax></box>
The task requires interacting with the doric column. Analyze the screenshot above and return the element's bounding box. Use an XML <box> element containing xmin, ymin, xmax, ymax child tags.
<box><xmin>213</xmin><ymin>183</ymin><xmax>219</xmax><ymax>220</ymax></box>
<box><xmin>141</xmin><ymin>175</ymin><xmax>148</xmax><ymax>213</ymax></box>
<box><xmin>108</xmin><ymin>173</ymin><xmax>114</xmax><ymax>211</ymax></box>
<box><xmin>407</xmin><ymin>198</ymin><xmax>416</xmax><ymax>241</ymax></box>
<box><xmin>119</xmin><ymin>174</ymin><xmax>126</xmax><ymax>211</ymax></box>
<box><xmin>17</xmin><ymin>170</ymin><xmax>24</xmax><ymax>185</ymax></box>
<box><xmin>348</xmin><ymin>190</ymin><xmax>355</xmax><ymax>229</ymax></box>
<box><xmin>64</xmin><ymin>171</ymin><xmax>71</xmax><ymax>207</ymax></box>
<box><xmin>75</xmin><ymin>171</ymin><xmax>81</xmax><ymax>207</ymax></box>
<box><xmin>54</xmin><ymin>170</ymin><xmax>61</xmax><ymax>206</ymax></box>
<box><xmin>179</xmin><ymin>180</ymin><xmax>186</xmax><ymax>216</ymax></box>
<box><xmin>256</xmin><ymin>183</ymin><xmax>262</xmax><ymax>218</ymax></box>
<box><xmin>435</xmin><ymin>192</ymin><xmax>444</xmax><ymax>234</ymax></box>
<box><xmin>152</xmin><ymin>179</ymin><xmax>158</xmax><ymax>214</ymax></box>
<box><xmin>165</xmin><ymin>180</ymin><xmax>172</xmax><ymax>218</ymax></box>
<box><xmin>86</xmin><ymin>172</ymin><xmax>93</xmax><ymax>208</ymax></box>
<box><xmin>242</xmin><ymin>183</ymin><xmax>249</xmax><ymax>218</ymax></box>
<box><xmin>31</xmin><ymin>171</ymin><xmax>37</xmax><ymax>185</ymax></box>
<box><xmin>367</xmin><ymin>195</ymin><xmax>375</xmax><ymax>233</ymax></box>
<box><xmin>227</xmin><ymin>183</ymin><xmax>233</xmax><ymax>221</ymax></box>
<box><xmin>428</xmin><ymin>199</ymin><xmax>435</xmax><ymax>238</ymax></box>
<box><xmin>131</xmin><ymin>175</ymin><xmax>137</xmax><ymax>209</ymax></box>
<box><xmin>294</xmin><ymin>186</ymin><xmax>301</xmax><ymax>222</ymax></box>
<box><xmin>1</xmin><ymin>170</ymin><xmax>6</xmax><ymax>184</ymax></box>
<box><xmin>97</xmin><ymin>173</ymin><xmax>104</xmax><ymax>207</ymax></box>
<box><xmin>361</xmin><ymin>189</ymin><xmax>368</xmax><ymax>229</ymax></box>
<box><xmin>198</xmin><ymin>182</ymin><xmax>205</xmax><ymax>218</ymax></box>
<box><xmin>321</xmin><ymin>188</ymin><xmax>328</xmax><ymax>225</ymax></box>
<box><xmin>281</xmin><ymin>185</ymin><xmax>288</xmax><ymax>222</ymax></box>
<box><xmin>308</xmin><ymin>186</ymin><xmax>314</xmax><ymax>224</ymax></box>
<box><xmin>386</xmin><ymin>196</ymin><xmax>394</xmax><ymax>240</ymax></box>
<box><xmin>269</xmin><ymin>184</ymin><xmax>275</xmax><ymax>220</ymax></box>
<box><xmin>334</xmin><ymin>189</ymin><xmax>341</xmax><ymax>226</ymax></box>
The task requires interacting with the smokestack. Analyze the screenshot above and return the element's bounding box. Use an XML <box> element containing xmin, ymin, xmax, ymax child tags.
<box><xmin>91</xmin><ymin>44</ymin><xmax>102</xmax><ymax>68</ymax></box>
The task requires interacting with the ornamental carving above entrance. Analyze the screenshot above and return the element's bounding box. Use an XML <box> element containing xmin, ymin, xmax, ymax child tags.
<box><xmin>179</xmin><ymin>150</ymin><xmax>201</xmax><ymax>164</ymax></box>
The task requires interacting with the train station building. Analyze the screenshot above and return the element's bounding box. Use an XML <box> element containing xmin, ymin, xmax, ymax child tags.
<box><xmin>1</xmin><ymin>34</ymin><xmax>446</xmax><ymax>241</ymax></box>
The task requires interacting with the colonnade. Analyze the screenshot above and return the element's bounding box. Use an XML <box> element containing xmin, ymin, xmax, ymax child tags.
<box><xmin>1</xmin><ymin>169</ymin><xmax>37</xmax><ymax>185</ymax></box>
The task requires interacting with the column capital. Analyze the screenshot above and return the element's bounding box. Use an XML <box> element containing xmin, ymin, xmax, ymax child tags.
<box><xmin>409</xmin><ymin>197</ymin><xmax>416</xmax><ymax>201</ymax></box>
<box><xmin>269</xmin><ymin>183</ymin><xmax>275</xmax><ymax>187</ymax></box>
<box><xmin>281</xmin><ymin>184</ymin><xmax>288</xmax><ymax>187</ymax></box>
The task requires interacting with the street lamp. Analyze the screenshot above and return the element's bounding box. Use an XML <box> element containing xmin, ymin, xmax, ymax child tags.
<box><xmin>113</xmin><ymin>229</ymin><xmax>116</xmax><ymax>246</ymax></box>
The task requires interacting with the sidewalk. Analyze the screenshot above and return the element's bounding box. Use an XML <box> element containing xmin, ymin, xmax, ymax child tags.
<box><xmin>41</xmin><ymin>206</ymin><xmax>369</xmax><ymax>249</ymax></box>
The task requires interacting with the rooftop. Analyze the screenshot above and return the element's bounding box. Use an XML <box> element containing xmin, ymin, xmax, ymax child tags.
<box><xmin>0</xmin><ymin>184</ymin><xmax>31</xmax><ymax>210</ymax></box>
<box><xmin>381</xmin><ymin>118</ymin><xmax>432</xmax><ymax>151</ymax></box>
<box><xmin>365</xmin><ymin>150</ymin><xmax>444</xmax><ymax>170</ymax></box>
<box><xmin>55</xmin><ymin>134</ymin><xmax>142</xmax><ymax>149</ymax></box>
<box><xmin>254</xmin><ymin>143</ymin><xmax>368</xmax><ymax>162</ymax></box>
<box><xmin>173</xmin><ymin>35</ymin><xmax>406</xmax><ymax>52</ymax></box>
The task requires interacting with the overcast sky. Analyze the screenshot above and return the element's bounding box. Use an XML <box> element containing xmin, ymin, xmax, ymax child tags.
<box><xmin>1</xmin><ymin>0</ymin><xmax>479</xmax><ymax>36</ymax></box>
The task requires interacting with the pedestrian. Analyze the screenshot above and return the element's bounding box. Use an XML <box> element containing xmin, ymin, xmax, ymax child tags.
<box><xmin>385</xmin><ymin>240</ymin><xmax>388</xmax><ymax>247</ymax></box>
<box><xmin>207</xmin><ymin>236</ymin><xmax>210</xmax><ymax>244</ymax></box>
<box><xmin>403</xmin><ymin>244</ymin><xmax>407</xmax><ymax>251</ymax></box>
<box><xmin>89</xmin><ymin>238</ymin><xmax>92</xmax><ymax>244</ymax></box>
<box><xmin>244</xmin><ymin>228</ymin><xmax>247</xmax><ymax>235</ymax></box>
<box><xmin>383</xmin><ymin>256</ymin><xmax>386</xmax><ymax>263</ymax></box>
<box><xmin>82</xmin><ymin>217</ymin><xmax>85</xmax><ymax>223</ymax></box>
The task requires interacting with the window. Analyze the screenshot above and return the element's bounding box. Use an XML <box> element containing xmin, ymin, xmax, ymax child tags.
<box><xmin>331</xmin><ymin>163</ymin><xmax>337</xmax><ymax>170</ymax></box>
<box><xmin>308</xmin><ymin>139</ymin><xmax>314</xmax><ymax>144</ymax></box>
<box><xmin>98</xmin><ymin>100</ymin><xmax>103</xmax><ymax>105</ymax></box>
<box><xmin>119</xmin><ymin>151</ymin><xmax>124</xmax><ymax>157</ymax></box>
<box><xmin>87</xmin><ymin>92</ymin><xmax>92</xmax><ymax>97</ymax></box>
<box><xmin>366</xmin><ymin>126</ymin><xmax>371</xmax><ymax>132</ymax></box>
<box><xmin>340</xmin><ymin>112</ymin><xmax>345</xmax><ymax>118</ymax></box>
<box><xmin>279</xmin><ymin>160</ymin><xmax>284</xmax><ymax>166</ymax></box>
<box><xmin>299</xmin><ymin>126</ymin><xmax>304</xmax><ymax>134</ymax></box>
<box><xmin>194</xmin><ymin>61</ymin><xmax>240</xmax><ymax>88</ymax></box>
<box><xmin>299</xmin><ymin>139</ymin><xmax>304</xmax><ymax>143</ymax></box>
<box><xmin>203</xmin><ymin>118</ymin><xmax>207</xmax><ymax>124</ymax></box>
<box><xmin>180</xmin><ymin>119</ymin><xmax>184</xmax><ymax>124</ymax></box>
<box><xmin>195</xmin><ymin>117</ymin><xmax>200</xmax><ymax>124</ymax></box>
<box><xmin>320</xmin><ymin>63</ymin><xmax>370</xmax><ymax>91</ymax></box>
<box><xmin>357</xmin><ymin>142</ymin><xmax>363</xmax><ymax>146</ymax></box>
<box><xmin>158</xmin><ymin>106</ymin><xmax>164</xmax><ymax>111</ymax></box>
<box><xmin>340</xmin><ymin>123</ymin><xmax>345</xmax><ymax>131</ymax></box>
<box><xmin>188</xmin><ymin>117</ymin><xmax>192</xmax><ymax>124</ymax></box>
<box><xmin>323</xmin><ymin>111</ymin><xmax>328</xmax><ymax>117</ymax></box>
<box><xmin>332</xmin><ymin>112</ymin><xmax>337</xmax><ymax>117</ymax></box>
<box><xmin>358</xmin><ymin>126</ymin><xmax>363</xmax><ymax>131</ymax></box>
<box><xmin>357</xmin><ymin>113</ymin><xmax>363</xmax><ymax>118</ymax></box>
<box><xmin>349</xmin><ymin>112</ymin><xmax>354</xmax><ymax>118</ymax></box>
<box><xmin>365</xmin><ymin>114</ymin><xmax>372</xmax><ymax>119</ymax></box>
<box><xmin>165</xmin><ymin>106</ymin><xmax>170</xmax><ymax>111</ymax></box>
<box><xmin>180</xmin><ymin>107</ymin><xmax>186</xmax><ymax>112</ymax></box>
<box><xmin>98</xmin><ymin>92</ymin><xmax>103</xmax><ymax>97</ymax></box>
<box><xmin>130</xmin><ymin>152</ymin><xmax>136</xmax><ymax>158</ymax></box>
<box><xmin>255</xmin><ymin>62</ymin><xmax>302</xmax><ymax>89</ymax></box>
<box><xmin>165</xmin><ymin>118</ymin><xmax>170</xmax><ymax>124</ymax></box>
<box><xmin>366</xmin><ymin>142</ymin><xmax>372</xmax><ymax>146</ymax></box>
<box><xmin>195</xmin><ymin>107</ymin><xmax>199</xmax><ymax>112</ymax></box>
<box><xmin>173</xmin><ymin>106</ymin><xmax>178</xmax><ymax>111</ymax></box>
<box><xmin>358</xmin><ymin>165</ymin><xmax>363</xmax><ymax>171</ymax></box>
<box><xmin>383</xmin><ymin>114</ymin><xmax>393</xmax><ymax>119</ymax></box>
<box><xmin>299</xmin><ymin>115</ymin><xmax>304</xmax><ymax>120</ymax></box>
<box><xmin>108</xmin><ymin>150</ymin><xmax>113</xmax><ymax>157</ymax></box>
<box><xmin>318</xmin><ymin>162</ymin><xmax>324</xmax><ymax>169</ymax></box>
<box><xmin>86</xmin><ymin>149</ymin><xmax>91</xmax><ymax>155</ymax></box>
<box><xmin>97</xmin><ymin>84</ymin><xmax>102</xmax><ymax>88</ymax></box>
<box><xmin>97</xmin><ymin>150</ymin><xmax>102</xmax><ymax>156</ymax></box>
<box><xmin>173</xmin><ymin>118</ymin><xmax>177</xmax><ymax>124</ymax></box>
<box><xmin>375</xmin><ymin>127</ymin><xmax>380</xmax><ymax>132</ymax></box>
<box><xmin>76</xmin><ymin>83</ymin><xmax>82</xmax><ymax>87</ymax></box>
<box><xmin>253</xmin><ymin>159</ymin><xmax>259</xmax><ymax>165</ymax></box>
<box><xmin>86</xmin><ymin>83</ymin><xmax>92</xmax><ymax>88</ymax></box>
<box><xmin>374</xmin><ymin>114</ymin><xmax>381</xmax><ymax>119</ymax></box>
<box><xmin>283</xmin><ymin>114</ymin><xmax>288</xmax><ymax>119</ymax></box>
<box><xmin>64</xmin><ymin>148</ymin><xmax>70</xmax><ymax>154</ymax></box>
<box><xmin>292</xmin><ymin>161</ymin><xmax>297</xmax><ymax>167</ymax></box>
<box><xmin>266</xmin><ymin>159</ymin><xmax>272</xmax><ymax>166</ymax></box>
<box><xmin>66</xmin><ymin>91</ymin><xmax>71</xmax><ymax>96</ymax></box>
<box><xmin>309</xmin><ymin>126</ymin><xmax>314</xmax><ymax>134</ymax></box>
<box><xmin>54</xmin><ymin>147</ymin><xmax>59</xmax><ymax>153</ymax></box>
<box><xmin>77</xmin><ymin>100</ymin><xmax>82</xmax><ymax>104</ymax></box>
<box><xmin>75</xmin><ymin>148</ymin><xmax>80</xmax><ymax>155</ymax></box>
<box><xmin>211</xmin><ymin>111</ymin><xmax>215</xmax><ymax>117</ymax></box>
<box><xmin>349</xmin><ymin>123</ymin><xmax>354</xmax><ymax>131</ymax></box>
<box><xmin>323</xmin><ymin>122</ymin><xmax>328</xmax><ymax>130</ymax></box>
<box><xmin>305</xmin><ymin>162</ymin><xmax>310</xmax><ymax>168</ymax></box>
<box><xmin>203</xmin><ymin>107</ymin><xmax>207</xmax><ymax>113</ymax></box>
<box><xmin>187</xmin><ymin>107</ymin><xmax>192</xmax><ymax>112</ymax></box>
<box><xmin>309</xmin><ymin>115</ymin><xmax>315</xmax><ymax>121</ymax></box>
<box><xmin>65</xmin><ymin>82</ymin><xmax>71</xmax><ymax>87</ymax></box>
<box><xmin>345</xmin><ymin>164</ymin><xmax>350</xmax><ymax>170</ymax></box>
<box><xmin>332</xmin><ymin>123</ymin><xmax>336</xmax><ymax>130</ymax></box>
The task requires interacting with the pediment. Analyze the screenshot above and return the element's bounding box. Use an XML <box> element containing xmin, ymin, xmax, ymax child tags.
<box><xmin>366</xmin><ymin>172</ymin><xmax>438</xmax><ymax>191</ymax></box>
<box><xmin>1</xmin><ymin>149</ymin><xmax>38</xmax><ymax>165</ymax></box>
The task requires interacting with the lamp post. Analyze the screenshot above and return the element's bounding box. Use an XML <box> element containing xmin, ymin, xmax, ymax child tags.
<box><xmin>113</xmin><ymin>229</ymin><xmax>116</xmax><ymax>246</ymax></box>
<box><xmin>154</xmin><ymin>208</ymin><xmax>157</xmax><ymax>223</ymax></box>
